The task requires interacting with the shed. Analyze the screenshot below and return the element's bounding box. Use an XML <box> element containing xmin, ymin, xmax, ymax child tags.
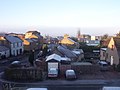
<box><xmin>46</xmin><ymin>54</ymin><xmax>61</xmax><ymax>72</ymax></box>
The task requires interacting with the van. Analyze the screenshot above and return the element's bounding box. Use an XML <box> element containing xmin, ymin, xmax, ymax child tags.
<box><xmin>48</xmin><ymin>68</ymin><xmax>58</xmax><ymax>78</ymax></box>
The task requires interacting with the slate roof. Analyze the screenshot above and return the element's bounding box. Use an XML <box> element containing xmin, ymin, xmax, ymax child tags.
<box><xmin>57</xmin><ymin>45</ymin><xmax>77</xmax><ymax>58</ymax></box>
<box><xmin>5</xmin><ymin>35</ymin><xmax>23</xmax><ymax>43</ymax></box>
<box><xmin>0</xmin><ymin>46</ymin><xmax>9</xmax><ymax>52</ymax></box>
<box><xmin>25</xmin><ymin>39</ymin><xmax>33</xmax><ymax>43</ymax></box>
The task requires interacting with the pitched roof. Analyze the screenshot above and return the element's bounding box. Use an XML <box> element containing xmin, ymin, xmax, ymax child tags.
<box><xmin>26</xmin><ymin>31</ymin><xmax>39</xmax><ymax>33</ymax></box>
<box><xmin>25</xmin><ymin>38</ymin><xmax>33</xmax><ymax>43</ymax></box>
<box><xmin>57</xmin><ymin>45</ymin><xmax>77</xmax><ymax>58</ymax></box>
<box><xmin>46</xmin><ymin>54</ymin><xmax>61</xmax><ymax>62</ymax></box>
<box><xmin>59</xmin><ymin>34</ymin><xmax>76</xmax><ymax>45</ymax></box>
<box><xmin>0</xmin><ymin>46</ymin><xmax>9</xmax><ymax>52</ymax></box>
<box><xmin>5</xmin><ymin>35</ymin><xmax>23</xmax><ymax>43</ymax></box>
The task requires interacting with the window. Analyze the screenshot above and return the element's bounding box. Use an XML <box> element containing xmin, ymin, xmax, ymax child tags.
<box><xmin>11</xmin><ymin>44</ymin><xmax>13</xmax><ymax>48</ymax></box>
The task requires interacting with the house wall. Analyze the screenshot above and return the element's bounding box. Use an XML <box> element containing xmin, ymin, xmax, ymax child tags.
<box><xmin>100</xmin><ymin>50</ymin><xmax>106</xmax><ymax>60</ymax></box>
<box><xmin>11</xmin><ymin>42</ymin><xmax>24</xmax><ymax>56</ymax></box>
<box><xmin>106</xmin><ymin>38</ymin><xmax>119</xmax><ymax>65</ymax></box>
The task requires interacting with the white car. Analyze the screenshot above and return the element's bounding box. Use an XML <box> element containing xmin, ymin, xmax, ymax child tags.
<box><xmin>98</xmin><ymin>61</ymin><xmax>109</xmax><ymax>71</ymax></box>
<box><xmin>48</xmin><ymin>68</ymin><xmax>58</xmax><ymax>78</ymax></box>
<box><xmin>102</xmin><ymin>87</ymin><xmax>120</xmax><ymax>90</ymax></box>
<box><xmin>65</xmin><ymin>69</ymin><xmax>76</xmax><ymax>80</ymax></box>
<box><xmin>27</xmin><ymin>88</ymin><xmax>48</xmax><ymax>90</ymax></box>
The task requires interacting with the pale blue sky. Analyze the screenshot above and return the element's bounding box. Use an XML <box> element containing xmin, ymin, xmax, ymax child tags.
<box><xmin>0</xmin><ymin>0</ymin><xmax>120</xmax><ymax>36</ymax></box>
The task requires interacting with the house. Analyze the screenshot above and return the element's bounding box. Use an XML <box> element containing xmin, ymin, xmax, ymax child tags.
<box><xmin>59</xmin><ymin>34</ymin><xmax>80</xmax><ymax>49</ymax></box>
<box><xmin>106</xmin><ymin>37</ymin><xmax>120</xmax><ymax>65</ymax></box>
<box><xmin>0</xmin><ymin>35</ymin><xmax>24</xmax><ymax>56</ymax></box>
<box><xmin>100</xmin><ymin>38</ymin><xmax>111</xmax><ymax>47</ymax></box>
<box><xmin>25</xmin><ymin>31</ymin><xmax>41</xmax><ymax>38</ymax></box>
<box><xmin>25</xmin><ymin>31</ymin><xmax>44</xmax><ymax>49</ymax></box>
<box><xmin>59</xmin><ymin>34</ymin><xmax>76</xmax><ymax>45</ymax></box>
<box><xmin>22</xmin><ymin>38</ymin><xmax>34</xmax><ymax>51</ymax></box>
<box><xmin>100</xmin><ymin>48</ymin><xmax>107</xmax><ymax>60</ymax></box>
<box><xmin>0</xmin><ymin>45</ymin><xmax>10</xmax><ymax>59</ymax></box>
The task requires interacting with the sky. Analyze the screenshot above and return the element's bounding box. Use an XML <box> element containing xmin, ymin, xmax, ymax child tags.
<box><xmin>0</xmin><ymin>0</ymin><xmax>120</xmax><ymax>36</ymax></box>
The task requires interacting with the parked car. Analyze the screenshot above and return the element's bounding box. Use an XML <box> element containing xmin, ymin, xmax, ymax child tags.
<box><xmin>65</xmin><ymin>69</ymin><xmax>76</xmax><ymax>80</ymax></box>
<box><xmin>102</xmin><ymin>87</ymin><xmax>120</xmax><ymax>90</ymax></box>
<box><xmin>9</xmin><ymin>61</ymin><xmax>22</xmax><ymax>68</ymax></box>
<box><xmin>98</xmin><ymin>61</ymin><xmax>109</xmax><ymax>71</ymax></box>
<box><xmin>48</xmin><ymin>68</ymin><xmax>58</xmax><ymax>78</ymax></box>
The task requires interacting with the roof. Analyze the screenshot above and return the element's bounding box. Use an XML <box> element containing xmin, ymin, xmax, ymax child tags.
<box><xmin>59</xmin><ymin>35</ymin><xmax>76</xmax><ymax>45</ymax></box>
<box><xmin>72</xmin><ymin>49</ymin><xmax>84</xmax><ymax>55</ymax></box>
<box><xmin>61</xmin><ymin>57</ymin><xmax>71</xmax><ymax>61</ymax></box>
<box><xmin>25</xmin><ymin>39</ymin><xmax>33</xmax><ymax>43</ymax></box>
<box><xmin>5</xmin><ymin>35</ymin><xmax>23</xmax><ymax>43</ymax></box>
<box><xmin>0</xmin><ymin>46</ymin><xmax>9</xmax><ymax>52</ymax></box>
<box><xmin>31</xmin><ymin>38</ymin><xmax>38</xmax><ymax>42</ymax></box>
<box><xmin>57</xmin><ymin>45</ymin><xmax>77</xmax><ymax>58</ymax></box>
<box><xmin>46</xmin><ymin>54</ymin><xmax>61</xmax><ymax>62</ymax></box>
<box><xmin>26</xmin><ymin>31</ymin><xmax>39</xmax><ymax>33</ymax></box>
<box><xmin>101</xmin><ymin>48</ymin><xmax>107</xmax><ymax>51</ymax></box>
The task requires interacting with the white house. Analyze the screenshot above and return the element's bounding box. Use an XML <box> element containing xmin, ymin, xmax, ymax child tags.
<box><xmin>0</xmin><ymin>35</ymin><xmax>24</xmax><ymax>56</ymax></box>
<box><xmin>5</xmin><ymin>35</ymin><xmax>24</xmax><ymax>56</ymax></box>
